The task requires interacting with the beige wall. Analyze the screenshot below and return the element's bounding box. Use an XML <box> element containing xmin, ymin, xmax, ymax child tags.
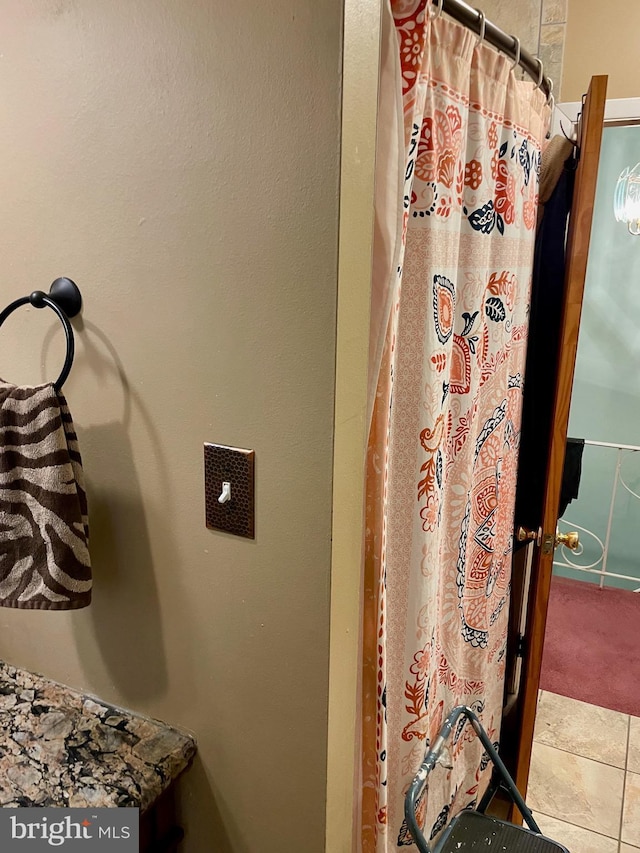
<box><xmin>563</xmin><ymin>0</ymin><xmax>640</xmax><ymax>101</ymax></box>
<box><xmin>0</xmin><ymin>2</ymin><xmax>342</xmax><ymax>851</ymax></box>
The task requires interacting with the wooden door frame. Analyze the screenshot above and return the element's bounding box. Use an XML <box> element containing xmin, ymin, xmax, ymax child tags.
<box><xmin>511</xmin><ymin>75</ymin><xmax>609</xmax><ymax>803</ymax></box>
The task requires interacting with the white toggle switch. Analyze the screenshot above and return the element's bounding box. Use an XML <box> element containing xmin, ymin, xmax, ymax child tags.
<box><xmin>218</xmin><ymin>481</ymin><xmax>231</xmax><ymax>504</ymax></box>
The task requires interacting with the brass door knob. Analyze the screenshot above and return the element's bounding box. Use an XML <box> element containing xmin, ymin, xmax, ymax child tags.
<box><xmin>555</xmin><ymin>529</ymin><xmax>580</xmax><ymax>551</ymax></box>
<box><xmin>516</xmin><ymin>526</ymin><xmax>541</xmax><ymax>545</ymax></box>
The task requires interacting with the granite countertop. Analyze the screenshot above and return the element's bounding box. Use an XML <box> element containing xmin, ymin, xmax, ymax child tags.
<box><xmin>0</xmin><ymin>661</ymin><xmax>196</xmax><ymax>812</ymax></box>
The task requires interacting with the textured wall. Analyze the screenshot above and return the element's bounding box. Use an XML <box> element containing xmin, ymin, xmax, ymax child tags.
<box><xmin>478</xmin><ymin>0</ymin><xmax>568</xmax><ymax>99</ymax></box>
<box><xmin>0</xmin><ymin>2</ymin><xmax>342</xmax><ymax>851</ymax></box>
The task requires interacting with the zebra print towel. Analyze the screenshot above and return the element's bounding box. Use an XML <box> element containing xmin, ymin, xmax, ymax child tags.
<box><xmin>0</xmin><ymin>381</ymin><xmax>91</xmax><ymax>609</ymax></box>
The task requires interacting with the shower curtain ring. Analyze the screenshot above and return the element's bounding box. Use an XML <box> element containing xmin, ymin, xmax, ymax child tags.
<box><xmin>546</xmin><ymin>76</ymin><xmax>555</xmax><ymax>108</ymax></box>
<box><xmin>534</xmin><ymin>56</ymin><xmax>544</xmax><ymax>88</ymax></box>
<box><xmin>473</xmin><ymin>9</ymin><xmax>486</xmax><ymax>47</ymax></box>
<box><xmin>430</xmin><ymin>0</ymin><xmax>444</xmax><ymax>20</ymax></box>
<box><xmin>510</xmin><ymin>36</ymin><xmax>521</xmax><ymax>70</ymax></box>
<box><xmin>547</xmin><ymin>76</ymin><xmax>554</xmax><ymax>99</ymax></box>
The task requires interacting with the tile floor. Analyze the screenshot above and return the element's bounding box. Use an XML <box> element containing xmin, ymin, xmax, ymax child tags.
<box><xmin>527</xmin><ymin>691</ymin><xmax>640</xmax><ymax>851</ymax></box>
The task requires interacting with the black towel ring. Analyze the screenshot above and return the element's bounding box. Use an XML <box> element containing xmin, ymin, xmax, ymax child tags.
<box><xmin>0</xmin><ymin>278</ymin><xmax>82</xmax><ymax>393</ymax></box>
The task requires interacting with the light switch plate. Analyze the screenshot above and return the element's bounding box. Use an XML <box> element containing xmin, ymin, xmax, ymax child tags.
<box><xmin>204</xmin><ymin>443</ymin><xmax>255</xmax><ymax>538</ymax></box>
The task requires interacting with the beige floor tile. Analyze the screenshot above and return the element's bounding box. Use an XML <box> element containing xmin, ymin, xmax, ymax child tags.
<box><xmin>527</xmin><ymin>742</ymin><xmax>624</xmax><ymax>837</ymax></box>
<box><xmin>621</xmin><ymin>846</ymin><xmax>640</xmax><ymax>852</ymax></box>
<box><xmin>534</xmin><ymin>691</ymin><xmax>629</xmax><ymax>768</ymax></box>
<box><xmin>532</xmin><ymin>812</ymin><xmax>618</xmax><ymax>853</ymax></box>
<box><xmin>623</xmin><ymin>772</ymin><xmax>640</xmax><ymax>846</ymax></box>
<box><xmin>629</xmin><ymin>716</ymin><xmax>640</xmax><ymax>774</ymax></box>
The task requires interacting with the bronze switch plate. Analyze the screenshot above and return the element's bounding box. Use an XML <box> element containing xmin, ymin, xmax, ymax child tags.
<box><xmin>204</xmin><ymin>443</ymin><xmax>255</xmax><ymax>538</ymax></box>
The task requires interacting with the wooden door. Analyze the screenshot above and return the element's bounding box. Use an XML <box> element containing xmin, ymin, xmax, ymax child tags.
<box><xmin>510</xmin><ymin>75</ymin><xmax>609</xmax><ymax>803</ymax></box>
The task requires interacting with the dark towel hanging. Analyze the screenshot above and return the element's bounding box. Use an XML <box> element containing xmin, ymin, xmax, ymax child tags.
<box><xmin>514</xmin><ymin>149</ymin><xmax>576</xmax><ymax>532</ymax></box>
<box><xmin>558</xmin><ymin>438</ymin><xmax>585</xmax><ymax>519</ymax></box>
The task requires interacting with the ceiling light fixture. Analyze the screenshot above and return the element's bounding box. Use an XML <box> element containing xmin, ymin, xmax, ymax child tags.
<box><xmin>614</xmin><ymin>163</ymin><xmax>640</xmax><ymax>235</ymax></box>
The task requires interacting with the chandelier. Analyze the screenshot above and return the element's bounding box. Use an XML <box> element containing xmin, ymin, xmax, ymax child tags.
<box><xmin>614</xmin><ymin>163</ymin><xmax>640</xmax><ymax>235</ymax></box>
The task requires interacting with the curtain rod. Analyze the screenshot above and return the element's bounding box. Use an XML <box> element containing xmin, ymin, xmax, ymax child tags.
<box><xmin>435</xmin><ymin>0</ymin><xmax>554</xmax><ymax>102</ymax></box>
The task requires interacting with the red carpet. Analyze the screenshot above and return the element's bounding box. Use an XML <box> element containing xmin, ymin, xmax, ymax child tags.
<box><xmin>540</xmin><ymin>575</ymin><xmax>640</xmax><ymax>716</ymax></box>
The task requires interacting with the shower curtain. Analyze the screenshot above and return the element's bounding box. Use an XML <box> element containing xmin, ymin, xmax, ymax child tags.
<box><xmin>361</xmin><ymin>2</ymin><xmax>550</xmax><ymax>849</ymax></box>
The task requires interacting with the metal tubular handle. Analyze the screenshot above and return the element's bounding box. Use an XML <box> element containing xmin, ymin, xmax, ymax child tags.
<box><xmin>404</xmin><ymin>705</ymin><xmax>540</xmax><ymax>852</ymax></box>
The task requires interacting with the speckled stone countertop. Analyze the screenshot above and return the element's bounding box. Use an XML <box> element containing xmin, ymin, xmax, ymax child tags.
<box><xmin>0</xmin><ymin>661</ymin><xmax>196</xmax><ymax>811</ymax></box>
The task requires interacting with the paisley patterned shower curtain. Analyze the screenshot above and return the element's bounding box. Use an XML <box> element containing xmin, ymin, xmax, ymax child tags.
<box><xmin>361</xmin><ymin>3</ymin><xmax>550</xmax><ymax>849</ymax></box>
